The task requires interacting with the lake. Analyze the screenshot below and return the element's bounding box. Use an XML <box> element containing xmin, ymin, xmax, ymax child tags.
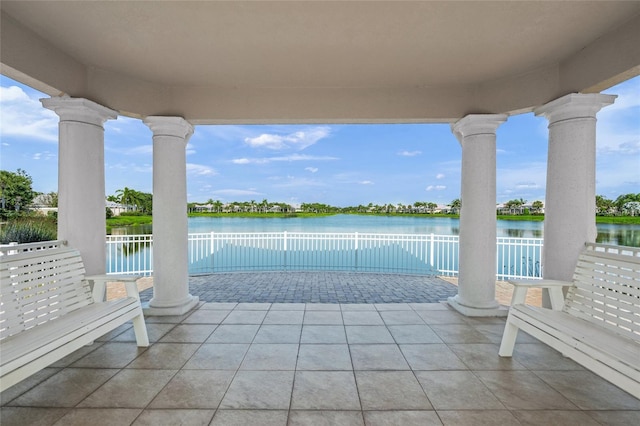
<box><xmin>110</xmin><ymin>214</ymin><xmax>640</xmax><ymax>247</ymax></box>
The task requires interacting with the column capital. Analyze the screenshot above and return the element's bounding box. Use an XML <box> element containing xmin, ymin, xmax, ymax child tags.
<box><xmin>41</xmin><ymin>96</ymin><xmax>117</xmax><ymax>126</ymax></box>
<box><xmin>534</xmin><ymin>93</ymin><xmax>616</xmax><ymax>124</ymax></box>
<box><xmin>144</xmin><ymin>116</ymin><xmax>194</xmax><ymax>141</ymax></box>
<box><xmin>451</xmin><ymin>114</ymin><xmax>508</xmax><ymax>143</ymax></box>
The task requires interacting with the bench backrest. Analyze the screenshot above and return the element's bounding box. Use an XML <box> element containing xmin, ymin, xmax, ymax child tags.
<box><xmin>0</xmin><ymin>246</ymin><xmax>93</xmax><ymax>340</ymax></box>
<box><xmin>564</xmin><ymin>243</ymin><xmax>640</xmax><ymax>341</ymax></box>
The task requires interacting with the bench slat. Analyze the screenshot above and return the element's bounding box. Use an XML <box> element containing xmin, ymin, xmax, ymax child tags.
<box><xmin>511</xmin><ymin>306</ymin><xmax>640</xmax><ymax>373</ymax></box>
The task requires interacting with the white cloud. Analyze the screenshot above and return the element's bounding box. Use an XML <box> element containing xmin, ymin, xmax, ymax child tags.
<box><xmin>32</xmin><ymin>151</ymin><xmax>55</xmax><ymax>161</ymax></box>
<box><xmin>118</xmin><ymin>145</ymin><xmax>153</xmax><ymax>156</ymax></box>
<box><xmin>436</xmin><ymin>173</ymin><xmax>445</xmax><ymax>179</ymax></box>
<box><xmin>426</xmin><ymin>185</ymin><xmax>446</xmax><ymax>191</ymax></box>
<box><xmin>398</xmin><ymin>150</ymin><xmax>422</xmax><ymax>157</ymax></box>
<box><xmin>186</xmin><ymin>143</ymin><xmax>196</xmax><ymax>156</ymax></box>
<box><xmin>359</xmin><ymin>180</ymin><xmax>374</xmax><ymax>185</ymax></box>
<box><xmin>0</xmin><ymin>85</ymin><xmax>58</xmax><ymax>142</ymax></box>
<box><xmin>305</xmin><ymin>167</ymin><xmax>319</xmax><ymax>173</ymax></box>
<box><xmin>231</xmin><ymin>154</ymin><xmax>338</xmax><ymax>164</ymax></box>
<box><xmin>244</xmin><ymin>127</ymin><xmax>331</xmax><ymax>150</ymax></box>
<box><xmin>186</xmin><ymin>163</ymin><xmax>217</xmax><ymax>176</ymax></box>
<box><xmin>515</xmin><ymin>182</ymin><xmax>540</xmax><ymax>189</ymax></box>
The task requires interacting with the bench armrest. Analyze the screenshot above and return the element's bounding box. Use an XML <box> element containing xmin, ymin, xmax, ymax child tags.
<box><xmin>86</xmin><ymin>274</ymin><xmax>143</xmax><ymax>302</ymax></box>
<box><xmin>507</xmin><ymin>279</ymin><xmax>569</xmax><ymax>310</ymax></box>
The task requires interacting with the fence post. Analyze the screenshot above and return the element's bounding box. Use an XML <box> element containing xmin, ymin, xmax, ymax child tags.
<box><xmin>354</xmin><ymin>232</ymin><xmax>359</xmax><ymax>271</ymax></box>
<box><xmin>283</xmin><ymin>231</ymin><xmax>288</xmax><ymax>271</ymax></box>
<box><xmin>429</xmin><ymin>233</ymin><xmax>435</xmax><ymax>268</ymax></box>
<box><xmin>210</xmin><ymin>231</ymin><xmax>215</xmax><ymax>272</ymax></box>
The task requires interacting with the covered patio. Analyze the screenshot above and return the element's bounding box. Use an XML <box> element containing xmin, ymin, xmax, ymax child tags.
<box><xmin>2</xmin><ymin>299</ymin><xmax>639</xmax><ymax>425</ymax></box>
<box><xmin>1</xmin><ymin>1</ymin><xmax>640</xmax><ymax>424</ymax></box>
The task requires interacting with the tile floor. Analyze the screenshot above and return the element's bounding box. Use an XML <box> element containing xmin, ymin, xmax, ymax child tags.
<box><xmin>1</xmin><ymin>302</ymin><xmax>639</xmax><ymax>425</ymax></box>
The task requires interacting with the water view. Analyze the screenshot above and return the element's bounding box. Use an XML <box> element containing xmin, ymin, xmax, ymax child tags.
<box><xmin>110</xmin><ymin>214</ymin><xmax>640</xmax><ymax>248</ymax></box>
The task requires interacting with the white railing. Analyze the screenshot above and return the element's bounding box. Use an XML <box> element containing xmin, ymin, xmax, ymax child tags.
<box><xmin>0</xmin><ymin>240</ymin><xmax>67</xmax><ymax>256</ymax></box>
<box><xmin>106</xmin><ymin>232</ymin><xmax>543</xmax><ymax>280</ymax></box>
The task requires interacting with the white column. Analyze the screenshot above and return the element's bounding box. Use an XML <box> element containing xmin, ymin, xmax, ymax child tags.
<box><xmin>535</xmin><ymin>93</ymin><xmax>616</xmax><ymax>283</ymax></box>
<box><xmin>41</xmin><ymin>96</ymin><xmax>117</xmax><ymax>275</ymax></box>
<box><xmin>143</xmin><ymin>116</ymin><xmax>199</xmax><ymax>315</ymax></box>
<box><xmin>448</xmin><ymin>114</ymin><xmax>508</xmax><ymax>317</ymax></box>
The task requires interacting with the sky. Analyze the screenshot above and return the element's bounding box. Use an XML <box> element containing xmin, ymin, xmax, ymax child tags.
<box><xmin>1</xmin><ymin>74</ymin><xmax>638</xmax><ymax>208</ymax></box>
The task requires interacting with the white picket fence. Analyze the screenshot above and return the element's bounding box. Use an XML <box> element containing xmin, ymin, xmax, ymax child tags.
<box><xmin>105</xmin><ymin>232</ymin><xmax>543</xmax><ymax>280</ymax></box>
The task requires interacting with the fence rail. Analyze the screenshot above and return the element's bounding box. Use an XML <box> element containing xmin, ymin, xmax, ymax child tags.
<box><xmin>106</xmin><ymin>232</ymin><xmax>543</xmax><ymax>280</ymax></box>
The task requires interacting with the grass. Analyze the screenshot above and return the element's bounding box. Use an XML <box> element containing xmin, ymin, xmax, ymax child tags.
<box><xmin>106</xmin><ymin>215</ymin><xmax>153</xmax><ymax>227</ymax></box>
<box><xmin>0</xmin><ymin>217</ymin><xmax>57</xmax><ymax>243</ymax></box>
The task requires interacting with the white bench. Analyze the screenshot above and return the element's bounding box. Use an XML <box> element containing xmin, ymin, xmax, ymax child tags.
<box><xmin>0</xmin><ymin>242</ymin><xmax>149</xmax><ymax>392</ymax></box>
<box><xmin>499</xmin><ymin>242</ymin><xmax>640</xmax><ymax>399</ymax></box>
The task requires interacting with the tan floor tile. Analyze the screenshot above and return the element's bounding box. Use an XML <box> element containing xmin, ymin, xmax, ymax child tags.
<box><xmin>343</xmin><ymin>311</ymin><xmax>384</xmax><ymax>325</ymax></box>
<box><xmin>0</xmin><ymin>367</ymin><xmax>62</xmax><ymax>405</ymax></box>
<box><xmin>11</xmin><ymin>368</ymin><xmax>119</xmax><ymax>407</ymax></box>
<box><xmin>345</xmin><ymin>326</ymin><xmax>395</xmax><ymax>344</ymax></box>
<box><xmin>149</xmin><ymin>370</ymin><xmax>235</xmax><ymax>408</ymax></box>
<box><xmin>399</xmin><ymin>344</ymin><xmax>467</xmax><ymax>370</ymax></box>
<box><xmin>415</xmin><ymin>371</ymin><xmax>505</xmax><ymax>410</ymax></box>
<box><xmin>513</xmin><ymin>410</ymin><xmax>601</xmax><ymax>426</ymax></box>
<box><xmin>301</xmin><ymin>325</ymin><xmax>347</xmax><ymax>343</ymax></box>
<box><xmin>210</xmin><ymin>409</ymin><xmax>288</xmax><ymax>426</ymax></box>
<box><xmin>409</xmin><ymin>302</ymin><xmax>450</xmax><ymax>311</ymax></box>
<box><xmin>350</xmin><ymin>344</ymin><xmax>409</xmax><ymax>370</ymax></box>
<box><xmin>430</xmin><ymin>324</ymin><xmax>493</xmax><ymax>343</ymax></box>
<box><xmin>304</xmin><ymin>310</ymin><xmax>343</xmax><ymax>324</ymax></box>
<box><xmin>473</xmin><ymin>323</ymin><xmax>538</xmax><ymax>344</ymax></box>
<box><xmin>585</xmin><ymin>410</ymin><xmax>640</xmax><ymax>425</ymax></box>
<box><xmin>133</xmin><ymin>409</ymin><xmax>215</xmax><ymax>425</ymax></box>
<box><xmin>380</xmin><ymin>310</ymin><xmax>425</xmax><ymax>325</ymax></box>
<box><xmin>270</xmin><ymin>302</ymin><xmax>306</xmax><ymax>311</ymax></box>
<box><xmin>263</xmin><ymin>310</ymin><xmax>305</xmax><ymax>324</ymax></box>
<box><xmin>240</xmin><ymin>343</ymin><xmax>299</xmax><ymax>370</ymax></box>
<box><xmin>297</xmin><ymin>344</ymin><xmax>353</xmax><ymax>370</ymax></box>
<box><xmin>375</xmin><ymin>303</ymin><xmax>412</xmax><ymax>311</ymax></box>
<box><xmin>253</xmin><ymin>324</ymin><xmax>302</xmax><ymax>343</ymax></box>
<box><xmin>388</xmin><ymin>325</ymin><xmax>443</xmax><ymax>344</ymax></box>
<box><xmin>184</xmin><ymin>309</ymin><xmax>232</xmax><ymax>324</ymax></box>
<box><xmin>363</xmin><ymin>410</ymin><xmax>442</xmax><ymax>426</ymax></box>
<box><xmin>95</xmin><ymin>323</ymin><xmax>132</xmax><ymax>341</ymax></box>
<box><xmin>416</xmin><ymin>310</ymin><xmax>466</xmax><ymax>324</ymax></box>
<box><xmin>206</xmin><ymin>324</ymin><xmax>260</xmax><ymax>343</ymax></box>
<box><xmin>200</xmin><ymin>302</ymin><xmax>237</xmax><ymax>310</ymax></box>
<box><xmin>220</xmin><ymin>371</ymin><xmax>294</xmax><ymax>409</ymax></box>
<box><xmin>50</xmin><ymin>343</ymin><xmax>104</xmax><ymax>367</ymax></box>
<box><xmin>126</xmin><ymin>343</ymin><xmax>200</xmax><ymax>369</ymax></box>
<box><xmin>448</xmin><ymin>343</ymin><xmax>526</xmax><ymax>370</ymax></box>
<box><xmin>289</xmin><ymin>410</ymin><xmax>364</xmax><ymax>425</ymax></box>
<box><xmin>71</xmin><ymin>342</ymin><xmax>146</xmax><ymax>368</ymax></box>
<box><xmin>0</xmin><ymin>407</ymin><xmax>68</xmax><ymax>426</ymax></box>
<box><xmin>306</xmin><ymin>303</ymin><xmax>341</xmax><ymax>311</ymax></box>
<box><xmin>474</xmin><ymin>370</ymin><xmax>578</xmax><ymax>410</ymax></box>
<box><xmin>292</xmin><ymin>371</ymin><xmax>360</xmax><ymax>410</ymax></box>
<box><xmin>222</xmin><ymin>310</ymin><xmax>267</xmax><ymax>324</ymax></box>
<box><xmin>183</xmin><ymin>343</ymin><xmax>249</xmax><ymax>370</ymax></box>
<box><xmin>111</xmin><ymin>323</ymin><xmax>176</xmax><ymax>343</ymax></box>
<box><xmin>436</xmin><ymin>410</ymin><xmax>519</xmax><ymax>425</ymax></box>
<box><xmin>236</xmin><ymin>302</ymin><xmax>271</xmax><ymax>310</ymax></box>
<box><xmin>78</xmin><ymin>369</ymin><xmax>176</xmax><ymax>408</ymax></box>
<box><xmin>158</xmin><ymin>324</ymin><xmax>217</xmax><ymax>343</ymax></box>
<box><xmin>511</xmin><ymin>343</ymin><xmax>584</xmax><ymax>370</ymax></box>
<box><xmin>53</xmin><ymin>408</ymin><xmax>141</xmax><ymax>426</ymax></box>
<box><xmin>534</xmin><ymin>370</ymin><xmax>640</xmax><ymax>410</ymax></box>
<box><xmin>341</xmin><ymin>303</ymin><xmax>377</xmax><ymax>311</ymax></box>
<box><xmin>356</xmin><ymin>371</ymin><xmax>432</xmax><ymax>410</ymax></box>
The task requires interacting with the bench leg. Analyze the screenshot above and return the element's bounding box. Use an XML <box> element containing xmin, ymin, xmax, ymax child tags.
<box><xmin>132</xmin><ymin>314</ymin><xmax>150</xmax><ymax>347</ymax></box>
<box><xmin>499</xmin><ymin>315</ymin><xmax>519</xmax><ymax>357</ymax></box>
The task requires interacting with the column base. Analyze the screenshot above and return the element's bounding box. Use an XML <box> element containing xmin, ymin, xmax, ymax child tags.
<box><xmin>447</xmin><ymin>295</ymin><xmax>508</xmax><ymax>317</ymax></box>
<box><xmin>143</xmin><ymin>294</ymin><xmax>200</xmax><ymax>316</ymax></box>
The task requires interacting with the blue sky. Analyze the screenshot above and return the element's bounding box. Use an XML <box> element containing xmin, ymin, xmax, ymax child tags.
<box><xmin>1</xmin><ymin>74</ymin><xmax>638</xmax><ymax>207</ymax></box>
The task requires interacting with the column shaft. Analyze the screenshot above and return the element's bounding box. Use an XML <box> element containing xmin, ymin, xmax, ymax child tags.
<box><xmin>41</xmin><ymin>97</ymin><xmax>117</xmax><ymax>275</ymax></box>
<box><xmin>144</xmin><ymin>116</ymin><xmax>199</xmax><ymax>315</ymax></box>
<box><xmin>536</xmin><ymin>94</ymin><xmax>616</xmax><ymax>283</ymax></box>
<box><xmin>448</xmin><ymin>114</ymin><xmax>508</xmax><ymax>317</ymax></box>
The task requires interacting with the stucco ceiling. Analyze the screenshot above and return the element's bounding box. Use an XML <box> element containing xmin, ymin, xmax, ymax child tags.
<box><xmin>2</xmin><ymin>1</ymin><xmax>640</xmax><ymax>123</ymax></box>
